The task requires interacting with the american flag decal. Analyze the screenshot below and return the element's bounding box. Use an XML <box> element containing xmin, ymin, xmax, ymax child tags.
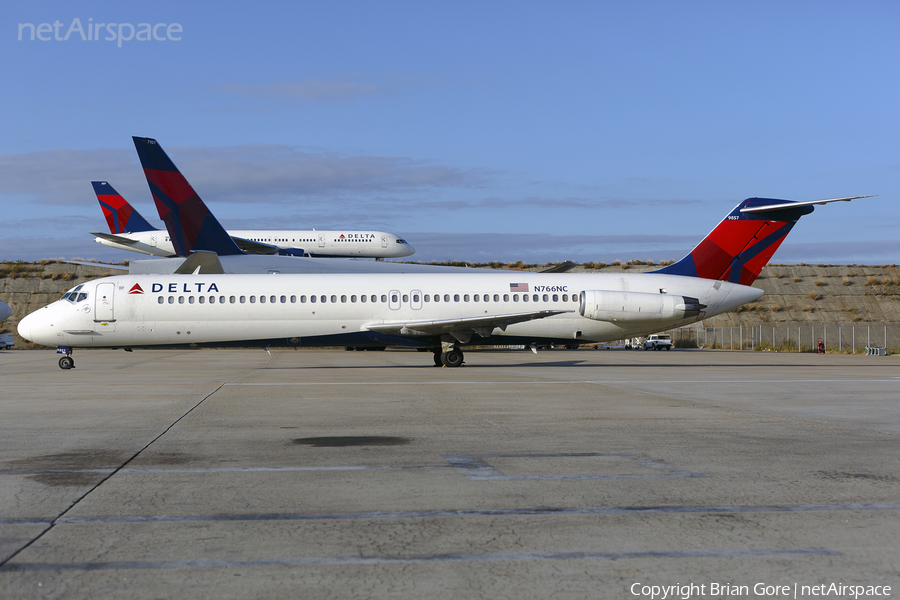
<box><xmin>509</xmin><ymin>283</ymin><xmax>529</xmax><ymax>292</ymax></box>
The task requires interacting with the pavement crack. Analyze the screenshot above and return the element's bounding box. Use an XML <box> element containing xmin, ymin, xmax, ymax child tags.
<box><xmin>0</xmin><ymin>375</ymin><xmax>242</xmax><ymax>570</ymax></box>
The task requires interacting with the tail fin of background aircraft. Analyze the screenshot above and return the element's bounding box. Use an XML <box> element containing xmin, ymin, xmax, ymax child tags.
<box><xmin>92</xmin><ymin>181</ymin><xmax>155</xmax><ymax>234</ymax></box>
<box><xmin>131</xmin><ymin>137</ymin><xmax>244</xmax><ymax>257</ymax></box>
<box><xmin>655</xmin><ymin>196</ymin><xmax>871</xmax><ymax>286</ymax></box>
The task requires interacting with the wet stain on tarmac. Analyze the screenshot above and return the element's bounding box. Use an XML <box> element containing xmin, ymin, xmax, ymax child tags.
<box><xmin>292</xmin><ymin>436</ymin><xmax>411</xmax><ymax>447</ymax></box>
<box><xmin>3</xmin><ymin>450</ymin><xmax>125</xmax><ymax>487</ymax></box>
<box><xmin>815</xmin><ymin>471</ymin><xmax>898</xmax><ymax>483</ymax></box>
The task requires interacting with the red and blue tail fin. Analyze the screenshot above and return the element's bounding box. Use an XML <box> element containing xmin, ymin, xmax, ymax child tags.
<box><xmin>92</xmin><ymin>181</ymin><xmax>155</xmax><ymax>234</ymax></box>
<box><xmin>132</xmin><ymin>137</ymin><xmax>244</xmax><ymax>257</ymax></box>
<box><xmin>655</xmin><ymin>196</ymin><xmax>869</xmax><ymax>286</ymax></box>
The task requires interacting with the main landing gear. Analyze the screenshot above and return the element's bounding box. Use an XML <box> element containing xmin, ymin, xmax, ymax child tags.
<box><xmin>433</xmin><ymin>344</ymin><xmax>464</xmax><ymax>368</ymax></box>
<box><xmin>57</xmin><ymin>347</ymin><xmax>74</xmax><ymax>370</ymax></box>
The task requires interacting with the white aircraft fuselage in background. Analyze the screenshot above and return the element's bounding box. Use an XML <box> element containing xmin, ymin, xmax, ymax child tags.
<box><xmin>18</xmin><ymin>271</ymin><xmax>760</xmax><ymax>355</ymax></box>
<box><xmin>93</xmin><ymin>229</ymin><xmax>415</xmax><ymax>259</ymax></box>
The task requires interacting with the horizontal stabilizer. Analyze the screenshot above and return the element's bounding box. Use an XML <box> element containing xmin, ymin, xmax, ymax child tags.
<box><xmin>91</xmin><ymin>232</ymin><xmax>140</xmax><ymax>246</ymax></box>
<box><xmin>740</xmin><ymin>195</ymin><xmax>875</xmax><ymax>214</ymax></box>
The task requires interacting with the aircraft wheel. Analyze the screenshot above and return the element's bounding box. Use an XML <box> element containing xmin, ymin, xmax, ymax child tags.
<box><xmin>433</xmin><ymin>351</ymin><xmax>443</xmax><ymax>367</ymax></box>
<box><xmin>441</xmin><ymin>350</ymin><xmax>464</xmax><ymax>368</ymax></box>
<box><xmin>59</xmin><ymin>356</ymin><xmax>74</xmax><ymax>370</ymax></box>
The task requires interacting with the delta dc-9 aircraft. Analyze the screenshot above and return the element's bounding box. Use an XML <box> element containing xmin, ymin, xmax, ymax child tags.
<box><xmin>19</xmin><ymin>194</ymin><xmax>869</xmax><ymax>369</ymax></box>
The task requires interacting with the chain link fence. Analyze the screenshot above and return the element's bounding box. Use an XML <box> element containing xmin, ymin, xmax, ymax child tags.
<box><xmin>669</xmin><ymin>324</ymin><xmax>899</xmax><ymax>354</ymax></box>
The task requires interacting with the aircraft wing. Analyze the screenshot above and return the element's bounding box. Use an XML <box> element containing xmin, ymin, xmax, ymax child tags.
<box><xmin>740</xmin><ymin>195</ymin><xmax>875</xmax><ymax>214</ymax></box>
<box><xmin>230</xmin><ymin>236</ymin><xmax>280</xmax><ymax>255</ymax></box>
<box><xmin>91</xmin><ymin>231</ymin><xmax>141</xmax><ymax>246</ymax></box>
<box><xmin>64</xmin><ymin>259</ymin><xmax>129</xmax><ymax>271</ymax></box>
<box><xmin>540</xmin><ymin>261</ymin><xmax>578</xmax><ymax>273</ymax></box>
<box><xmin>365</xmin><ymin>309</ymin><xmax>573</xmax><ymax>344</ymax></box>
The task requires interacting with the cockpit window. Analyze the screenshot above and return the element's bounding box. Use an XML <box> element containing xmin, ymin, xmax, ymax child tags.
<box><xmin>396</xmin><ymin>239</ymin><xmax>407</xmax><ymax>244</ymax></box>
<box><xmin>63</xmin><ymin>285</ymin><xmax>85</xmax><ymax>303</ymax></box>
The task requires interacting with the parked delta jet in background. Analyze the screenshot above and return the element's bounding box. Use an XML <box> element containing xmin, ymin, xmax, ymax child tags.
<box><xmin>19</xmin><ymin>194</ymin><xmax>870</xmax><ymax>369</ymax></box>
<box><xmin>91</xmin><ymin>181</ymin><xmax>415</xmax><ymax>259</ymax></box>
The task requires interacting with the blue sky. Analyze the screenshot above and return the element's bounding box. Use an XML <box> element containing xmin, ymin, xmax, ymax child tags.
<box><xmin>1</xmin><ymin>1</ymin><xmax>898</xmax><ymax>264</ymax></box>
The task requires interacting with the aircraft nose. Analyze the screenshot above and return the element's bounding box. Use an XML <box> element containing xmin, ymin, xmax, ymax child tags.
<box><xmin>17</xmin><ymin>312</ymin><xmax>33</xmax><ymax>342</ymax></box>
<box><xmin>17</xmin><ymin>307</ymin><xmax>55</xmax><ymax>345</ymax></box>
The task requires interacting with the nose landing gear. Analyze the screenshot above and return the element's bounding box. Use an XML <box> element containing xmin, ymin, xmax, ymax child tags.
<box><xmin>57</xmin><ymin>347</ymin><xmax>74</xmax><ymax>370</ymax></box>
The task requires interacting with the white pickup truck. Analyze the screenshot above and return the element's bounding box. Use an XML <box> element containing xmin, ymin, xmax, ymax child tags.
<box><xmin>0</xmin><ymin>334</ymin><xmax>13</xmax><ymax>350</ymax></box>
<box><xmin>643</xmin><ymin>334</ymin><xmax>672</xmax><ymax>351</ymax></box>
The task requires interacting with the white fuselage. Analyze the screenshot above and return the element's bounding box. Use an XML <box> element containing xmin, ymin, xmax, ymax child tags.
<box><xmin>18</xmin><ymin>271</ymin><xmax>762</xmax><ymax>350</ymax></box>
<box><xmin>94</xmin><ymin>229</ymin><xmax>415</xmax><ymax>258</ymax></box>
